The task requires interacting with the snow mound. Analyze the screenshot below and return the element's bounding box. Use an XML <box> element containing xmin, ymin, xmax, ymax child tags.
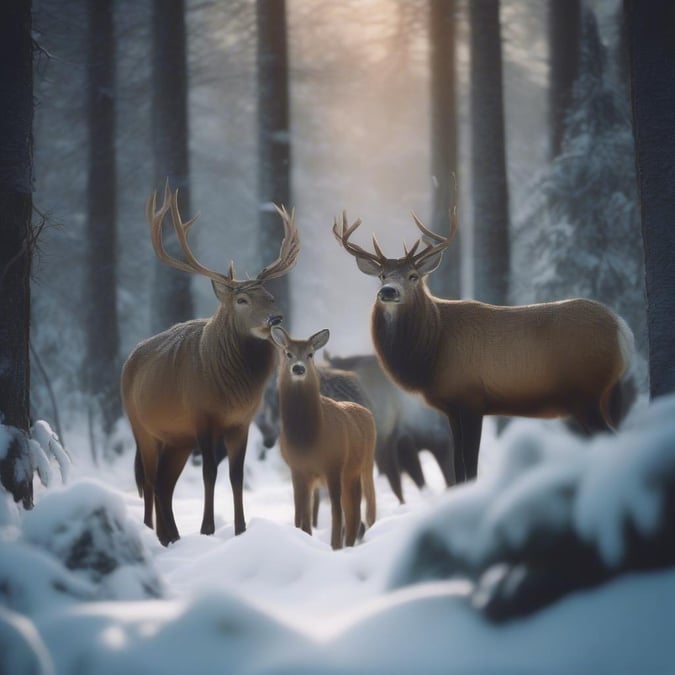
<box><xmin>22</xmin><ymin>479</ymin><xmax>165</xmax><ymax>600</ymax></box>
<box><xmin>390</xmin><ymin>395</ymin><xmax>675</xmax><ymax>620</ymax></box>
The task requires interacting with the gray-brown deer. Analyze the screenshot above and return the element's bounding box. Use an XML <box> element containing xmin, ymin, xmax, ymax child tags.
<box><xmin>333</xmin><ymin>209</ymin><xmax>634</xmax><ymax>483</ymax></box>
<box><xmin>121</xmin><ymin>184</ymin><xmax>300</xmax><ymax>546</ymax></box>
<box><xmin>271</xmin><ymin>326</ymin><xmax>377</xmax><ymax>549</ymax></box>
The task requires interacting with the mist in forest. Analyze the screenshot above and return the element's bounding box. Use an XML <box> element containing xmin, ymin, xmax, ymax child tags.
<box><xmin>29</xmin><ymin>0</ymin><xmax>639</xmax><ymax>439</ymax></box>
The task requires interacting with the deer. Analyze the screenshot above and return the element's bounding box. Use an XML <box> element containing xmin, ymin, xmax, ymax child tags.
<box><xmin>333</xmin><ymin>208</ymin><xmax>634</xmax><ymax>484</ymax></box>
<box><xmin>121</xmin><ymin>184</ymin><xmax>300</xmax><ymax>546</ymax></box>
<box><xmin>271</xmin><ymin>326</ymin><xmax>377</xmax><ymax>549</ymax></box>
<box><xmin>323</xmin><ymin>351</ymin><xmax>454</xmax><ymax>503</ymax></box>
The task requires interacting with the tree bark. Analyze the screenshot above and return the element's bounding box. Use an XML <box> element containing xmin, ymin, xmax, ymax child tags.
<box><xmin>256</xmin><ymin>0</ymin><xmax>292</xmax><ymax>323</ymax></box>
<box><xmin>150</xmin><ymin>0</ymin><xmax>194</xmax><ymax>333</ymax></box>
<box><xmin>0</xmin><ymin>0</ymin><xmax>34</xmax><ymax>506</ymax></box>
<box><xmin>625</xmin><ymin>0</ymin><xmax>675</xmax><ymax>398</ymax></box>
<box><xmin>84</xmin><ymin>0</ymin><xmax>121</xmax><ymax>435</ymax></box>
<box><xmin>428</xmin><ymin>0</ymin><xmax>460</xmax><ymax>298</ymax></box>
<box><xmin>548</xmin><ymin>0</ymin><xmax>581</xmax><ymax>159</ymax></box>
<box><xmin>469</xmin><ymin>0</ymin><xmax>510</xmax><ymax>305</ymax></box>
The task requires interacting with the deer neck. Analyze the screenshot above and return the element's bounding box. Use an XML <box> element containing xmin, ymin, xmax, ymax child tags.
<box><xmin>371</xmin><ymin>291</ymin><xmax>441</xmax><ymax>392</ymax></box>
<box><xmin>201</xmin><ymin>309</ymin><xmax>277</xmax><ymax>402</ymax></box>
<box><xmin>278</xmin><ymin>368</ymin><xmax>323</xmax><ymax>450</ymax></box>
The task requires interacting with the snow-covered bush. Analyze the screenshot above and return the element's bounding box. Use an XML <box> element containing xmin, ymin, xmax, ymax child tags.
<box><xmin>22</xmin><ymin>479</ymin><xmax>165</xmax><ymax>600</ymax></box>
<box><xmin>390</xmin><ymin>395</ymin><xmax>675</xmax><ymax>621</ymax></box>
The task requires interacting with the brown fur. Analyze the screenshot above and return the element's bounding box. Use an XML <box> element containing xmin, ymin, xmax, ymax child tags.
<box><xmin>334</xmin><ymin>212</ymin><xmax>633</xmax><ymax>484</ymax></box>
<box><xmin>273</xmin><ymin>328</ymin><xmax>377</xmax><ymax>549</ymax></box>
<box><xmin>121</xmin><ymin>187</ymin><xmax>299</xmax><ymax>546</ymax></box>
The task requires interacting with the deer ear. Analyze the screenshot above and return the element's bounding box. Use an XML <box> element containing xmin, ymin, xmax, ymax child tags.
<box><xmin>271</xmin><ymin>326</ymin><xmax>289</xmax><ymax>348</ymax></box>
<box><xmin>309</xmin><ymin>329</ymin><xmax>330</xmax><ymax>352</ymax></box>
<box><xmin>416</xmin><ymin>249</ymin><xmax>444</xmax><ymax>276</ymax></box>
<box><xmin>212</xmin><ymin>280</ymin><xmax>232</xmax><ymax>303</ymax></box>
<box><xmin>355</xmin><ymin>257</ymin><xmax>382</xmax><ymax>277</ymax></box>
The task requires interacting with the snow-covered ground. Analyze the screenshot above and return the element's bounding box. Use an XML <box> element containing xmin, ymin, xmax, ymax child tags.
<box><xmin>1</xmin><ymin>395</ymin><xmax>674</xmax><ymax>675</ymax></box>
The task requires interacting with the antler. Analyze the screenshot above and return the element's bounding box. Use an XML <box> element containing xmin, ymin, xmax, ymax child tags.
<box><xmin>407</xmin><ymin>206</ymin><xmax>458</xmax><ymax>267</ymax></box>
<box><xmin>256</xmin><ymin>204</ymin><xmax>301</xmax><ymax>282</ymax></box>
<box><xmin>146</xmin><ymin>182</ymin><xmax>237</xmax><ymax>288</ymax></box>
<box><xmin>332</xmin><ymin>211</ymin><xmax>387</xmax><ymax>266</ymax></box>
<box><xmin>147</xmin><ymin>184</ymin><xmax>300</xmax><ymax>289</ymax></box>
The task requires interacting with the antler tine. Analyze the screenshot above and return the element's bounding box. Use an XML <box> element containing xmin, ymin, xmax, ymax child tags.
<box><xmin>333</xmin><ymin>211</ymin><xmax>384</xmax><ymax>264</ymax></box>
<box><xmin>146</xmin><ymin>182</ymin><xmax>236</xmax><ymax>287</ymax></box>
<box><xmin>410</xmin><ymin>211</ymin><xmax>450</xmax><ymax>245</ymax></box>
<box><xmin>407</xmin><ymin>209</ymin><xmax>457</xmax><ymax>267</ymax></box>
<box><xmin>256</xmin><ymin>204</ymin><xmax>301</xmax><ymax>282</ymax></box>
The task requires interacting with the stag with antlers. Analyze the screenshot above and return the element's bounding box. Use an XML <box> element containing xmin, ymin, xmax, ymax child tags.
<box><xmin>121</xmin><ymin>184</ymin><xmax>300</xmax><ymax>545</ymax></box>
<box><xmin>334</xmin><ymin>208</ymin><xmax>633</xmax><ymax>483</ymax></box>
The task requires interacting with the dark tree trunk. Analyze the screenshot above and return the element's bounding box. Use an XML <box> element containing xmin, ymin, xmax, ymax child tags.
<box><xmin>84</xmin><ymin>0</ymin><xmax>121</xmax><ymax>435</ymax></box>
<box><xmin>625</xmin><ymin>0</ymin><xmax>675</xmax><ymax>398</ymax></box>
<box><xmin>549</xmin><ymin>0</ymin><xmax>581</xmax><ymax>159</ymax></box>
<box><xmin>150</xmin><ymin>0</ymin><xmax>194</xmax><ymax>333</ymax></box>
<box><xmin>469</xmin><ymin>0</ymin><xmax>510</xmax><ymax>305</ymax></box>
<box><xmin>256</xmin><ymin>0</ymin><xmax>292</xmax><ymax>323</ymax></box>
<box><xmin>428</xmin><ymin>0</ymin><xmax>460</xmax><ymax>298</ymax></box>
<box><xmin>0</xmin><ymin>0</ymin><xmax>34</xmax><ymax>506</ymax></box>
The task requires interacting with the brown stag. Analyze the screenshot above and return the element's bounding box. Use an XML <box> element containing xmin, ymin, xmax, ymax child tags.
<box><xmin>271</xmin><ymin>326</ymin><xmax>377</xmax><ymax>549</ymax></box>
<box><xmin>333</xmin><ymin>209</ymin><xmax>634</xmax><ymax>483</ymax></box>
<box><xmin>121</xmin><ymin>184</ymin><xmax>299</xmax><ymax>545</ymax></box>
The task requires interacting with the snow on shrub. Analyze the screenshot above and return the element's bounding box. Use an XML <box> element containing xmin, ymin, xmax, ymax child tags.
<box><xmin>390</xmin><ymin>395</ymin><xmax>675</xmax><ymax>620</ymax></box>
<box><xmin>22</xmin><ymin>479</ymin><xmax>165</xmax><ymax>600</ymax></box>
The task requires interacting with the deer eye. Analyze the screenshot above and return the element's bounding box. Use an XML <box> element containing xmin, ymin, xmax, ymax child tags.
<box><xmin>409</xmin><ymin>273</ymin><xmax>419</xmax><ymax>281</ymax></box>
<box><xmin>308</xmin><ymin>353</ymin><xmax>314</xmax><ymax>359</ymax></box>
<box><xmin>236</xmin><ymin>297</ymin><xmax>248</xmax><ymax>305</ymax></box>
<box><xmin>286</xmin><ymin>351</ymin><xmax>293</xmax><ymax>359</ymax></box>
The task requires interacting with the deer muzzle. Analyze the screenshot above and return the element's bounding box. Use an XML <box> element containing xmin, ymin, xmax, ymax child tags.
<box><xmin>378</xmin><ymin>285</ymin><xmax>401</xmax><ymax>303</ymax></box>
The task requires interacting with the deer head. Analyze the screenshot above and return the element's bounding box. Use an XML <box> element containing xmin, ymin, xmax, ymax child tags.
<box><xmin>271</xmin><ymin>326</ymin><xmax>330</xmax><ymax>381</ymax></box>
<box><xmin>332</xmin><ymin>209</ymin><xmax>457</xmax><ymax>306</ymax></box>
<box><xmin>147</xmin><ymin>183</ymin><xmax>300</xmax><ymax>338</ymax></box>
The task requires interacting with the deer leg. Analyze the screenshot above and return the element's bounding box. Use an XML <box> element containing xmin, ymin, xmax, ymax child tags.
<box><xmin>224</xmin><ymin>426</ymin><xmax>248</xmax><ymax>535</ymax></box>
<box><xmin>291</xmin><ymin>472</ymin><xmax>312</xmax><ymax>534</ymax></box>
<box><xmin>398</xmin><ymin>434</ymin><xmax>426</xmax><ymax>489</ymax></box>
<box><xmin>155</xmin><ymin>444</ymin><xmax>190</xmax><ymax>546</ymax></box>
<box><xmin>134</xmin><ymin>446</ymin><xmax>155</xmax><ymax>529</ymax></box>
<box><xmin>378</xmin><ymin>435</ymin><xmax>405</xmax><ymax>504</ymax></box>
<box><xmin>447</xmin><ymin>412</ymin><xmax>466</xmax><ymax>483</ymax></box>
<box><xmin>326</xmin><ymin>470</ymin><xmax>343</xmax><ymax>550</ymax></box>
<box><xmin>460</xmin><ymin>410</ymin><xmax>483</xmax><ymax>481</ymax></box>
<box><xmin>312</xmin><ymin>487</ymin><xmax>320</xmax><ymax>528</ymax></box>
<box><xmin>199</xmin><ymin>433</ymin><xmax>218</xmax><ymax>535</ymax></box>
<box><xmin>342</xmin><ymin>475</ymin><xmax>362</xmax><ymax>547</ymax></box>
<box><xmin>431</xmin><ymin>439</ymin><xmax>456</xmax><ymax>487</ymax></box>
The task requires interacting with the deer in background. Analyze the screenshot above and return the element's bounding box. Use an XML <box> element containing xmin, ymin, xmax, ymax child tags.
<box><xmin>334</xmin><ymin>208</ymin><xmax>634</xmax><ymax>483</ymax></box>
<box><xmin>271</xmin><ymin>326</ymin><xmax>376</xmax><ymax>549</ymax></box>
<box><xmin>121</xmin><ymin>184</ymin><xmax>299</xmax><ymax>546</ymax></box>
<box><xmin>323</xmin><ymin>351</ymin><xmax>454</xmax><ymax>503</ymax></box>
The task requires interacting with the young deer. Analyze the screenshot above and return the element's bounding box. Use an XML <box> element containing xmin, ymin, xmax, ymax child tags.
<box><xmin>333</xmin><ymin>209</ymin><xmax>634</xmax><ymax>483</ymax></box>
<box><xmin>121</xmin><ymin>184</ymin><xmax>299</xmax><ymax>546</ymax></box>
<box><xmin>271</xmin><ymin>327</ymin><xmax>377</xmax><ymax>549</ymax></box>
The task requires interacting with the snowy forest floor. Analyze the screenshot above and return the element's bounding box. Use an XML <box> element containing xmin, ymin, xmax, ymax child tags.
<box><xmin>2</xmin><ymin>401</ymin><xmax>675</xmax><ymax>674</ymax></box>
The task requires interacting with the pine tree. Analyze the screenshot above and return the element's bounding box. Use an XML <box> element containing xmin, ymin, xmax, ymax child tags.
<box><xmin>513</xmin><ymin>9</ymin><xmax>646</xmax><ymax>371</ymax></box>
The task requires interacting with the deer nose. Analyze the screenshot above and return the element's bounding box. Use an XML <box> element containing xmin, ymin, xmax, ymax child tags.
<box><xmin>292</xmin><ymin>363</ymin><xmax>306</xmax><ymax>376</ymax></box>
<box><xmin>268</xmin><ymin>315</ymin><xmax>283</xmax><ymax>327</ymax></box>
<box><xmin>378</xmin><ymin>285</ymin><xmax>400</xmax><ymax>303</ymax></box>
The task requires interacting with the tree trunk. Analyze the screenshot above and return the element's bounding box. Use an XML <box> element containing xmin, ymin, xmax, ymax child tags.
<box><xmin>469</xmin><ymin>0</ymin><xmax>510</xmax><ymax>305</ymax></box>
<box><xmin>150</xmin><ymin>0</ymin><xmax>194</xmax><ymax>333</ymax></box>
<box><xmin>548</xmin><ymin>0</ymin><xmax>581</xmax><ymax>159</ymax></box>
<box><xmin>84</xmin><ymin>0</ymin><xmax>121</xmax><ymax>435</ymax></box>
<box><xmin>625</xmin><ymin>0</ymin><xmax>675</xmax><ymax>398</ymax></box>
<box><xmin>0</xmin><ymin>0</ymin><xmax>34</xmax><ymax>506</ymax></box>
<box><xmin>256</xmin><ymin>0</ymin><xmax>292</xmax><ymax>323</ymax></box>
<box><xmin>428</xmin><ymin>0</ymin><xmax>460</xmax><ymax>298</ymax></box>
